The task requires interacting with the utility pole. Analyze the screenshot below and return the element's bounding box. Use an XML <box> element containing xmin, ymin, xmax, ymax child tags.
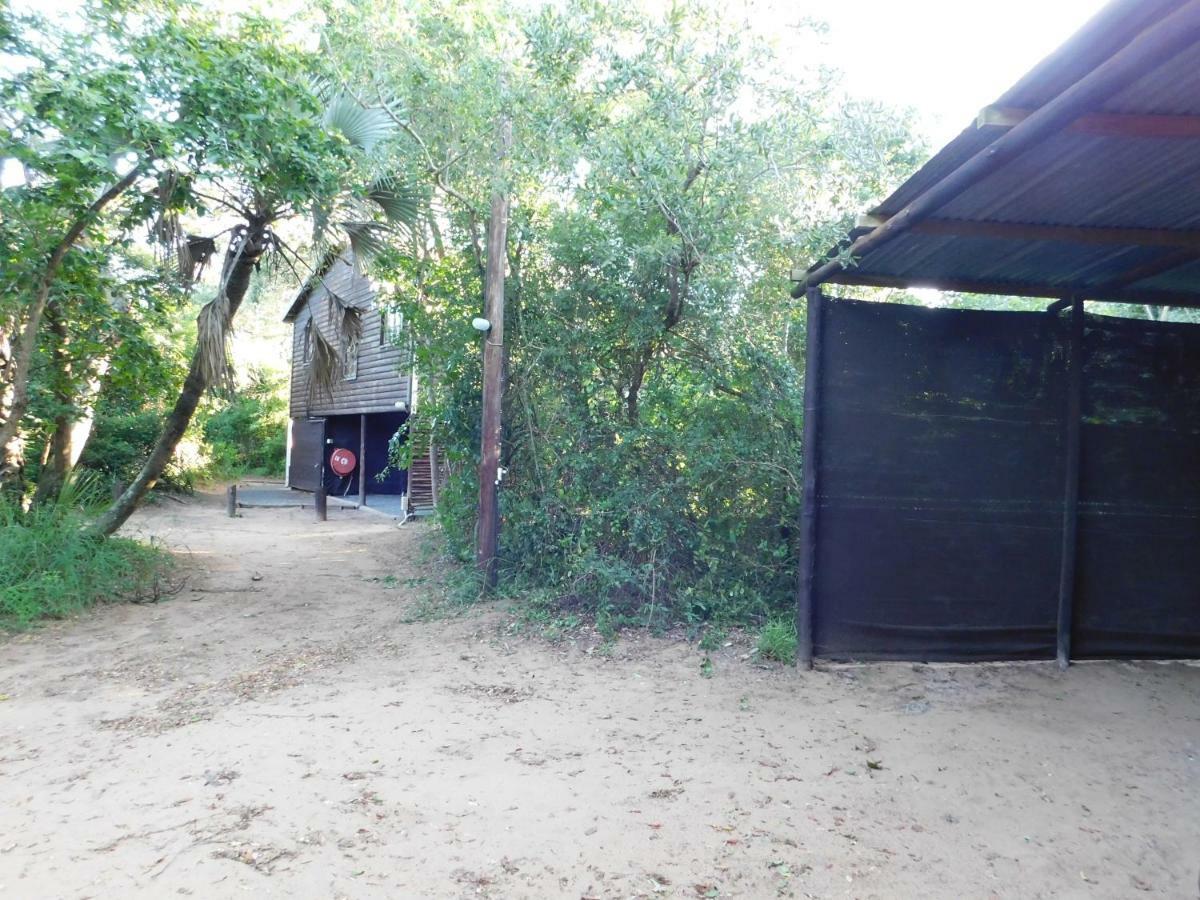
<box><xmin>477</xmin><ymin>114</ymin><xmax>511</xmax><ymax>589</ymax></box>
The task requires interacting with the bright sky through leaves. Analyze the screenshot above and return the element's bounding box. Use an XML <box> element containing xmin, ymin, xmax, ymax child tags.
<box><xmin>779</xmin><ymin>0</ymin><xmax>1112</xmax><ymax>145</ymax></box>
<box><xmin>11</xmin><ymin>0</ymin><xmax>1109</xmax><ymax>148</ymax></box>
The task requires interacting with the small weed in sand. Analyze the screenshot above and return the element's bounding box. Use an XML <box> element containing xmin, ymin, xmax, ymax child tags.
<box><xmin>365</xmin><ymin>574</ymin><xmax>401</xmax><ymax>589</ymax></box>
<box><xmin>698</xmin><ymin>625</ymin><xmax>727</xmax><ymax>651</ymax></box>
<box><xmin>505</xmin><ymin>588</ymin><xmax>582</xmax><ymax>641</ymax></box>
<box><xmin>757</xmin><ymin>619</ymin><xmax>797</xmax><ymax>665</ymax></box>
<box><xmin>402</xmin><ymin>561</ymin><xmax>487</xmax><ymax>623</ymax></box>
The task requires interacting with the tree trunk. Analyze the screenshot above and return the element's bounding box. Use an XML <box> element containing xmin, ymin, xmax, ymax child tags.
<box><xmin>32</xmin><ymin>307</ymin><xmax>74</xmax><ymax>505</ymax></box>
<box><xmin>0</xmin><ymin>325</ymin><xmax>12</xmax><ymax>433</ymax></box>
<box><xmin>0</xmin><ymin>167</ymin><xmax>142</xmax><ymax>491</ymax></box>
<box><xmin>34</xmin><ymin>413</ymin><xmax>73</xmax><ymax>504</ymax></box>
<box><xmin>626</xmin><ymin>350</ymin><xmax>650</xmax><ymax>425</ymax></box>
<box><xmin>93</xmin><ymin>222</ymin><xmax>269</xmax><ymax>537</ymax></box>
<box><xmin>33</xmin><ymin>359</ymin><xmax>110</xmax><ymax>506</ymax></box>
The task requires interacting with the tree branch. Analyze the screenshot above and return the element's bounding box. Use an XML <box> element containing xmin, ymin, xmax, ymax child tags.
<box><xmin>0</xmin><ymin>164</ymin><xmax>145</xmax><ymax>486</ymax></box>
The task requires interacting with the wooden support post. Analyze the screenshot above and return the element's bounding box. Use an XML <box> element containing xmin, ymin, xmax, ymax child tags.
<box><xmin>226</xmin><ymin>484</ymin><xmax>237</xmax><ymax>518</ymax></box>
<box><xmin>315</xmin><ymin>484</ymin><xmax>327</xmax><ymax>522</ymax></box>
<box><xmin>477</xmin><ymin>113</ymin><xmax>512</xmax><ymax>591</ymax></box>
<box><xmin>795</xmin><ymin>287</ymin><xmax>825</xmax><ymax>669</ymax></box>
<box><xmin>1056</xmin><ymin>296</ymin><xmax>1084</xmax><ymax>670</ymax></box>
<box><xmin>358</xmin><ymin>414</ymin><xmax>367</xmax><ymax>508</ymax></box>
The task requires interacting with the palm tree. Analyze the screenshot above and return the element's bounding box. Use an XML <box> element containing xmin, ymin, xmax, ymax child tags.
<box><xmin>94</xmin><ymin>85</ymin><xmax>421</xmax><ymax>536</ymax></box>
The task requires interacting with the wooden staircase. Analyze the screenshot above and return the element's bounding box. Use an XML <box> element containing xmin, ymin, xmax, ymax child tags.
<box><xmin>404</xmin><ymin>419</ymin><xmax>441</xmax><ymax>518</ymax></box>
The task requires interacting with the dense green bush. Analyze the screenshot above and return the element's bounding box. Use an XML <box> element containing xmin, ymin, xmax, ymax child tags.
<box><xmin>78</xmin><ymin>368</ymin><xmax>288</xmax><ymax>489</ymax></box>
<box><xmin>0</xmin><ymin>474</ymin><xmax>169</xmax><ymax>628</ymax></box>
<box><xmin>327</xmin><ymin>0</ymin><xmax>918</xmax><ymax>635</ymax></box>
<box><xmin>79</xmin><ymin>407</ymin><xmax>199</xmax><ymax>493</ymax></box>
<box><xmin>469</xmin><ymin>344</ymin><xmax>802</xmax><ymax>631</ymax></box>
<box><xmin>201</xmin><ymin>370</ymin><xmax>288</xmax><ymax>478</ymax></box>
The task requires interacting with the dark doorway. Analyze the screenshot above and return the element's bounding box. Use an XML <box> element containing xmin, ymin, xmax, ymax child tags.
<box><xmin>321</xmin><ymin>412</ymin><xmax>409</xmax><ymax>498</ymax></box>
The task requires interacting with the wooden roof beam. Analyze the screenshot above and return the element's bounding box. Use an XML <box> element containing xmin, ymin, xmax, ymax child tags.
<box><xmin>793</xmin><ymin>0</ymin><xmax>1200</xmax><ymax>298</ymax></box>
<box><xmin>978</xmin><ymin>105</ymin><xmax>1200</xmax><ymax>138</ymax></box>
<box><xmin>820</xmin><ymin>270</ymin><xmax>1200</xmax><ymax>309</ymax></box>
<box><xmin>1103</xmin><ymin>248</ymin><xmax>1199</xmax><ymax>288</ymax></box>
<box><xmin>853</xmin><ymin>215</ymin><xmax>1200</xmax><ymax>250</ymax></box>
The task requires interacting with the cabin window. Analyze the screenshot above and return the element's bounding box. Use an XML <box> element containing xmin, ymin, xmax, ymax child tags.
<box><xmin>343</xmin><ymin>338</ymin><xmax>359</xmax><ymax>381</ymax></box>
<box><xmin>381</xmin><ymin>309</ymin><xmax>405</xmax><ymax>346</ymax></box>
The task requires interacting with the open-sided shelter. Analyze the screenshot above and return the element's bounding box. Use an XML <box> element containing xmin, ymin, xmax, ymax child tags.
<box><xmin>791</xmin><ymin>0</ymin><xmax>1200</xmax><ymax>666</ymax></box>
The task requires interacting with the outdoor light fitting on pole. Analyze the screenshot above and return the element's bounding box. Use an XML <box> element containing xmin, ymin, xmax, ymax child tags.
<box><xmin>472</xmin><ymin>317</ymin><xmax>491</xmax><ymax>332</ymax></box>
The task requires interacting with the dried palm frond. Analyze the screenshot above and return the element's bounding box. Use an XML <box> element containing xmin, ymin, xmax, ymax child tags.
<box><xmin>195</xmin><ymin>226</ymin><xmax>253</xmax><ymax>393</ymax></box>
<box><xmin>196</xmin><ymin>290</ymin><xmax>234</xmax><ymax>394</ymax></box>
<box><xmin>148</xmin><ymin>171</ymin><xmax>182</xmax><ymax>257</ymax></box>
<box><xmin>305</xmin><ymin>324</ymin><xmax>341</xmax><ymax>404</ymax></box>
<box><xmin>179</xmin><ymin>235</ymin><xmax>217</xmax><ymax>288</ymax></box>
<box><xmin>325</xmin><ymin>287</ymin><xmax>363</xmax><ymax>348</ymax></box>
<box><xmin>323</xmin><ymin>92</ymin><xmax>395</xmax><ymax>153</ymax></box>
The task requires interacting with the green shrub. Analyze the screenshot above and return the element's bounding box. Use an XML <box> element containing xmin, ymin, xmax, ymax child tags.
<box><xmin>201</xmin><ymin>370</ymin><xmax>287</xmax><ymax>478</ymax></box>
<box><xmin>698</xmin><ymin>624</ymin><xmax>728</xmax><ymax>651</ymax></box>
<box><xmin>80</xmin><ymin>407</ymin><xmax>199</xmax><ymax>493</ymax></box>
<box><xmin>757</xmin><ymin>619</ymin><xmax>797</xmax><ymax>665</ymax></box>
<box><xmin>0</xmin><ymin>474</ymin><xmax>170</xmax><ymax>628</ymax></box>
<box><xmin>80</xmin><ymin>369</ymin><xmax>287</xmax><ymax>489</ymax></box>
<box><xmin>433</xmin><ymin>344</ymin><xmax>804</xmax><ymax>633</ymax></box>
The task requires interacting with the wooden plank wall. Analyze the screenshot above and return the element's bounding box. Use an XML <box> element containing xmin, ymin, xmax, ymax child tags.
<box><xmin>287</xmin><ymin>257</ymin><xmax>413</xmax><ymax>417</ymax></box>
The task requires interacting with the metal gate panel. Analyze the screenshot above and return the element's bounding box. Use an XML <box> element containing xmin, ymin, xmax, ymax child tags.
<box><xmin>1073</xmin><ymin>315</ymin><xmax>1200</xmax><ymax>658</ymax></box>
<box><xmin>800</xmin><ymin>297</ymin><xmax>1200</xmax><ymax>662</ymax></box>
<box><xmin>810</xmin><ymin>299</ymin><xmax>1066</xmax><ymax>661</ymax></box>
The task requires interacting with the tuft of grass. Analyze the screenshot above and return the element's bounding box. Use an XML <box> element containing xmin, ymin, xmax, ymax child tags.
<box><xmin>757</xmin><ymin>618</ymin><xmax>797</xmax><ymax>665</ymax></box>
<box><xmin>1</xmin><ymin>473</ymin><xmax>170</xmax><ymax>629</ymax></box>
<box><xmin>698</xmin><ymin>624</ymin><xmax>727</xmax><ymax>651</ymax></box>
<box><xmin>400</xmin><ymin>557</ymin><xmax>489</xmax><ymax>623</ymax></box>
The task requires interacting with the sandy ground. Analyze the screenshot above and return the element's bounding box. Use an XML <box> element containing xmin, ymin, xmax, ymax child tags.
<box><xmin>1</xmin><ymin>491</ymin><xmax>1198</xmax><ymax>900</ymax></box>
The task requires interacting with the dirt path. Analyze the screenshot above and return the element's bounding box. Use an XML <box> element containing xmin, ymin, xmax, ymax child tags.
<box><xmin>1</xmin><ymin>491</ymin><xmax>1197</xmax><ymax>899</ymax></box>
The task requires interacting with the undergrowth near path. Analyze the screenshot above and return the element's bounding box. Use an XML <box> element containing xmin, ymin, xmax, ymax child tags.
<box><xmin>0</xmin><ymin>474</ymin><xmax>170</xmax><ymax>628</ymax></box>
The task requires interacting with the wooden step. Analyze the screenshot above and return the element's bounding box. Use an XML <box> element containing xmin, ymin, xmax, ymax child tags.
<box><xmin>399</xmin><ymin>419</ymin><xmax>442</xmax><ymax>515</ymax></box>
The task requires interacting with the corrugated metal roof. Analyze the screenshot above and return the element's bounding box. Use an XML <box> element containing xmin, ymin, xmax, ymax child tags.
<box><xmin>802</xmin><ymin>0</ymin><xmax>1200</xmax><ymax>305</ymax></box>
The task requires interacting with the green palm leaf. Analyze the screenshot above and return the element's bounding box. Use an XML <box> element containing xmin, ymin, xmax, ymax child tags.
<box><xmin>366</xmin><ymin>176</ymin><xmax>421</xmax><ymax>227</ymax></box>
<box><xmin>341</xmin><ymin>221</ymin><xmax>390</xmax><ymax>267</ymax></box>
<box><xmin>323</xmin><ymin>93</ymin><xmax>394</xmax><ymax>153</ymax></box>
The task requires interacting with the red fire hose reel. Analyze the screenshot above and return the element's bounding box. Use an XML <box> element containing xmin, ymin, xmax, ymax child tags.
<box><xmin>329</xmin><ymin>448</ymin><xmax>357</xmax><ymax>476</ymax></box>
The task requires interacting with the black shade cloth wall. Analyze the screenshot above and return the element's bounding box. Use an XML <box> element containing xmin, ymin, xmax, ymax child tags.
<box><xmin>810</xmin><ymin>298</ymin><xmax>1200</xmax><ymax>661</ymax></box>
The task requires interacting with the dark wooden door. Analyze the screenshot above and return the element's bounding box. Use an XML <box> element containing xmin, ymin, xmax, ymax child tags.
<box><xmin>288</xmin><ymin>417</ymin><xmax>325</xmax><ymax>491</ymax></box>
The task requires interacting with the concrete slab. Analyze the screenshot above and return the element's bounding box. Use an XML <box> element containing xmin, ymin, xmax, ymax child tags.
<box><xmin>233</xmin><ymin>481</ymin><xmax>409</xmax><ymax>521</ymax></box>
